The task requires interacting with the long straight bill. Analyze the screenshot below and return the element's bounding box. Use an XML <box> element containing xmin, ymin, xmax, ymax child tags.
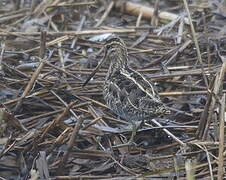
<box><xmin>82</xmin><ymin>49</ymin><xmax>107</xmax><ymax>87</ymax></box>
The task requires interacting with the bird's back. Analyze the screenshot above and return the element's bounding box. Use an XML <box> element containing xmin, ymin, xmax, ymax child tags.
<box><xmin>103</xmin><ymin>66</ymin><xmax>168</xmax><ymax>122</ymax></box>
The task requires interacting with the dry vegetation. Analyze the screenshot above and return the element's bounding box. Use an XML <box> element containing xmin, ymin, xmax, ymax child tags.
<box><xmin>0</xmin><ymin>0</ymin><xmax>226</xmax><ymax>179</ymax></box>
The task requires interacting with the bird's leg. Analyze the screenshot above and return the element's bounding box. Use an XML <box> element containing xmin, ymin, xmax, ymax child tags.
<box><xmin>128</xmin><ymin>122</ymin><xmax>138</xmax><ymax>143</ymax></box>
<box><xmin>113</xmin><ymin>121</ymin><xmax>141</xmax><ymax>148</ymax></box>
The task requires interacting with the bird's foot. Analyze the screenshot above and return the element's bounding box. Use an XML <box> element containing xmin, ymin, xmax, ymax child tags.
<box><xmin>112</xmin><ymin>121</ymin><xmax>140</xmax><ymax>148</ymax></box>
<box><xmin>112</xmin><ymin>140</ymin><xmax>137</xmax><ymax>148</ymax></box>
<box><xmin>112</xmin><ymin>133</ymin><xmax>137</xmax><ymax>148</ymax></box>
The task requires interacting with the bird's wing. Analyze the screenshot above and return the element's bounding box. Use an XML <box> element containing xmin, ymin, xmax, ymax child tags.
<box><xmin>120</xmin><ymin>68</ymin><xmax>162</xmax><ymax>102</ymax></box>
<box><xmin>110</xmin><ymin>68</ymin><xmax>164</xmax><ymax>113</ymax></box>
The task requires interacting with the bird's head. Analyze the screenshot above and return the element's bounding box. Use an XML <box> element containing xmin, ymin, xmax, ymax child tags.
<box><xmin>104</xmin><ymin>36</ymin><xmax>128</xmax><ymax>68</ymax></box>
<box><xmin>83</xmin><ymin>35</ymin><xmax>127</xmax><ymax>87</ymax></box>
<box><xmin>104</xmin><ymin>37</ymin><xmax>126</xmax><ymax>51</ymax></box>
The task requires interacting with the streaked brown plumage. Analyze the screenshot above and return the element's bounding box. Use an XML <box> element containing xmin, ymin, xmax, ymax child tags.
<box><xmin>83</xmin><ymin>36</ymin><xmax>170</xmax><ymax>146</ymax></box>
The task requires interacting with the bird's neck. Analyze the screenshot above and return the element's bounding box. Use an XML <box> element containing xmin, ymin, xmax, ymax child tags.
<box><xmin>108</xmin><ymin>49</ymin><xmax>128</xmax><ymax>73</ymax></box>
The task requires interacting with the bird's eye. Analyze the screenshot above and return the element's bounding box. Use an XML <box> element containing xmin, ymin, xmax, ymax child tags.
<box><xmin>106</xmin><ymin>45</ymin><xmax>111</xmax><ymax>49</ymax></box>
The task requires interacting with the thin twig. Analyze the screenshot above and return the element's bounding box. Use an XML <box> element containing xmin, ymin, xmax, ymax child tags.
<box><xmin>57</xmin><ymin>116</ymin><xmax>85</xmax><ymax>174</ymax></box>
<box><xmin>182</xmin><ymin>0</ymin><xmax>209</xmax><ymax>88</ymax></box>
<box><xmin>94</xmin><ymin>1</ymin><xmax>114</xmax><ymax>27</ymax></box>
<box><xmin>217</xmin><ymin>94</ymin><xmax>225</xmax><ymax>180</ymax></box>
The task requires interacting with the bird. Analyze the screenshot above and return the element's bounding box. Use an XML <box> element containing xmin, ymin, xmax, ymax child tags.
<box><xmin>83</xmin><ymin>36</ymin><xmax>170</xmax><ymax>147</ymax></box>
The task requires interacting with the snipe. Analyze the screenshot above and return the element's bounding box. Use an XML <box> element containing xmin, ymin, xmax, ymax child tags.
<box><xmin>83</xmin><ymin>36</ymin><xmax>170</xmax><ymax>147</ymax></box>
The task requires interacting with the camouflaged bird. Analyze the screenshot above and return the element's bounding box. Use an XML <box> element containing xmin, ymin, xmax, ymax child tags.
<box><xmin>83</xmin><ymin>36</ymin><xmax>170</xmax><ymax>146</ymax></box>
